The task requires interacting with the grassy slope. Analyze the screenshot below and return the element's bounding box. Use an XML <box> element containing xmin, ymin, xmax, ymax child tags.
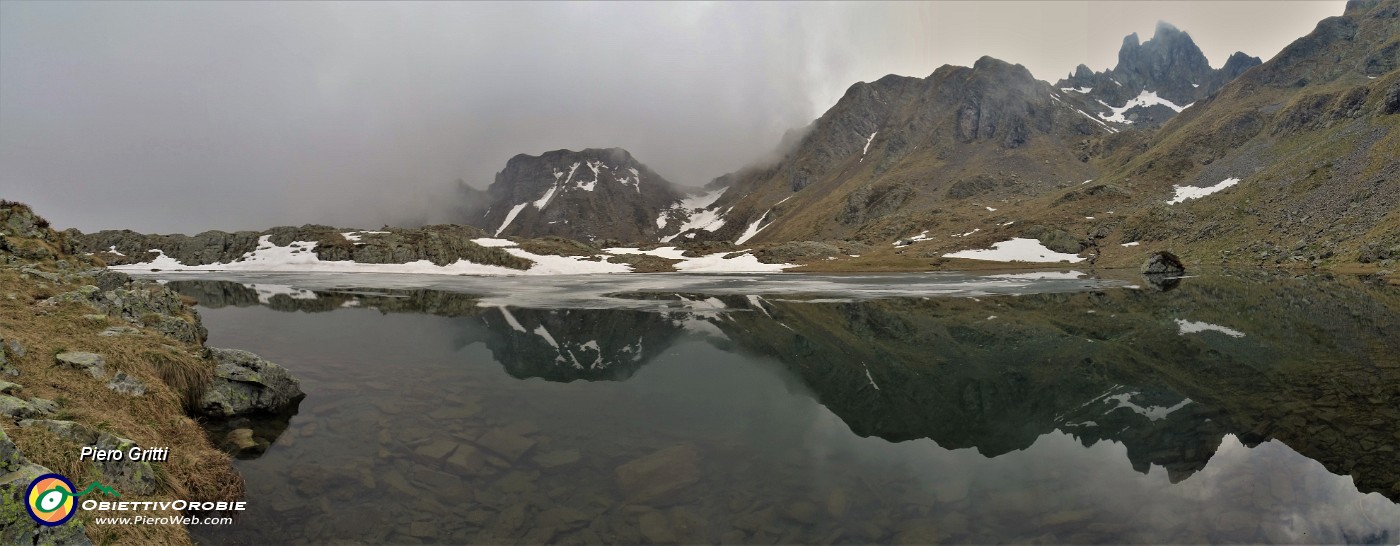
<box><xmin>1</xmin><ymin>220</ymin><xmax>240</xmax><ymax>544</ymax></box>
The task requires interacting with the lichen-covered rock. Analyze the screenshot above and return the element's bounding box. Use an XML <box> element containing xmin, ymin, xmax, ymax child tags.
<box><xmin>19</xmin><ymin>419</ymin><xmax>158</xmax><ymax>495</ymax></box>
<box><xmin>0</xmin><ymin>427</ymin><xmax>93</xmax><ymax>546</ymax></box>
<box><xmin>6</xmin><ymin>339</ymin><xmax>25</xmax><ymax>358</ymax></box>
<box><xmin>76</xmin><ymin>268</ymin><xmax>133</xmax><ymax>292</ymax></box>
<box><xmin>45</xmin><ymin>285</ymin><xmax>101</xmax><ymax>305</ymax></box>
<box><xmin>197</xmin><ymin>348</ymin><xmax>304</xmax><ymax>418</ymax></box>
<box><xmin>0</xmin><ymin>395</ymin><xmax>56</xmax><ymax>421</ymax></box>
<box><xmin>18</xmin><ymin>267</ymin><xmax>60</xmax><ymax>283</ymax></box>
<box><xmin>106</xmin><ymin>372</ymin><xmax>147</xmax><ymax>397</ymax></box>
<box><xmin>55</xmin><ymin>352</ymin><xmax>107</xmax><ymax>379</ymax></box>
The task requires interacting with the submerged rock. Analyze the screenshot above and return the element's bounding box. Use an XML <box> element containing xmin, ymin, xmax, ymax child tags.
<box><xmin>223</xmin><ymin>428</ymin><xmax>266</xmax><ymax>457</ymax></box>
<box><xmin>615</xmin><ymin>443</ymin><xmax>701</xmax><ymax>504</ymax></box>
<box><xmin>197</xmin><ymin>348</ymin><xmax>305</xmax><ymax>418</ymax></box>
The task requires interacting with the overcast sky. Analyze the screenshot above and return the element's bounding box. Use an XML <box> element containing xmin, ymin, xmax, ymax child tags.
<box><xmin>1</xmin><ymin>1</ymin><xmax>1344</xmax><ymax>233</ymax></box>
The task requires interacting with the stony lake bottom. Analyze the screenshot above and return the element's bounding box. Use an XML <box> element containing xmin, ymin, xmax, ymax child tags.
<box><xmin>145</xmin><ymin>270</ymin><xmax>1400</xmax><ymax>545</ymax></box>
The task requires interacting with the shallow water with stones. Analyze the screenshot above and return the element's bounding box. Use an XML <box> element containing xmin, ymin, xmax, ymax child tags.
<box><xmin>158</xmin><ymin>270</ymin><xmax>1400</xmax><ymax>545</ymax></box>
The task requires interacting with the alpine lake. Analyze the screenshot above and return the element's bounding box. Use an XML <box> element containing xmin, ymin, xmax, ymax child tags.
<box><xmin>145</xmin><ymin>269</ymin><xmax>1400</xmax><ymax>545</ymax></box>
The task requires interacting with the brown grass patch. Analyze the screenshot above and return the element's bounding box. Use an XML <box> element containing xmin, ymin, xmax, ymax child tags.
<box><xmin>0</xmin><ymin>268</ymin><xmax>242</xmax><ymax>545</ymax></box>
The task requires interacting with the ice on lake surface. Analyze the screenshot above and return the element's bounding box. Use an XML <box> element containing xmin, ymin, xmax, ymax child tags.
<box><xmin>161</xmin><ymin>271</ymin><xmax>1400</xmax><ymax>544</ymax></box>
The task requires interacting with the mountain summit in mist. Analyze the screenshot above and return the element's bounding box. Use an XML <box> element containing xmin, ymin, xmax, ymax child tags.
<box><xmin>470</xmin><ymin>148</ymin><xmax>684</xmax><ymax>242</ymax></box>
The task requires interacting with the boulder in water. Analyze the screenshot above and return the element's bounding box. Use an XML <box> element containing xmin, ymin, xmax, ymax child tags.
<box><xmin>197</xmin><ymin>348</ymin><xmax>304</xmax><ymax>418</ymax></box>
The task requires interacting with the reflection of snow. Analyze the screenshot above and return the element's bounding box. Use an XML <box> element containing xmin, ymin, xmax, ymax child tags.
<box><xmin>862</xmin><ymin>362</ymin><xmax>880</xmax><ymax>391</ymax></box>
<box><xmin>1106</xmin><ymin>393</ymin><xmax>1192</xmax><ymax>421</ymax></box>
<box><xmin>989</xmin><ymin>271</ymin><xmax>1085</xmax><ymax>280</ymax></box>
<box><xmin>1176</xmin><ymin>319</ymin><xmax>1246</xmax><ymax>338</ymax></box>
<box><xmin>249</xmin><ymin>284</ymin><xmax>317</xmax><ymax>304</ymax></box>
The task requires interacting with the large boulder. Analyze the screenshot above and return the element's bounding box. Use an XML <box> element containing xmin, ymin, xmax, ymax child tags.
<box><xmin>197</xmin><ymin>348</ymin><xmax>304</xmax><ymax>418</ymax></box>
<box><xmin>1142</xmin><ymin>250</ymin><xmax>1186</xmax><ymax>275</ymax></box>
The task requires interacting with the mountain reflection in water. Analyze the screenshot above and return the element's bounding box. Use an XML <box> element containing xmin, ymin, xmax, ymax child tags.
<box><xmin>169</xmin><ymin>272</ymin><xmax>1400</xmax><ymax>545</ymax></box>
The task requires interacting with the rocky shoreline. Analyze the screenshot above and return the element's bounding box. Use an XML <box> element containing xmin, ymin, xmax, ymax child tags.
<box><xmin>1</xmin><ymin>201</ymin><xmax>305</xmax><ymax>544</ymax></box>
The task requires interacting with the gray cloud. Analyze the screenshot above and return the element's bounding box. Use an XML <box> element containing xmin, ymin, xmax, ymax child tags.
<box><xmin>1</xmin><ymin>1</ymin><xmax>1344</xmax><ymax>233</ymax></box>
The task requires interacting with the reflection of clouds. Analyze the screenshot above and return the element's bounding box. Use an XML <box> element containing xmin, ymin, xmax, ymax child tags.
<box><xmin>1181</xmin><ymin>435</ymin><xmax>1400</xmax><ymax>542</ymax></box>
<box><xmin>779</xmin><ymin>420</ymin><xmax>1400</xmax><ymax>542</ymax></box>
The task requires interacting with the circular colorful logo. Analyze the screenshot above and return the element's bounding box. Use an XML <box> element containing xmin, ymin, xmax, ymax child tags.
<box><xmin>26</xmin><ymin>473</ymin><xmax>77</xmax><ymax>526</ymax></box>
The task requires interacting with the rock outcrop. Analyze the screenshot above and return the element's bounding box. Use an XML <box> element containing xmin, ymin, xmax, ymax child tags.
<box><xmin>45</xmin><ymin>282</ymin><xmax>208</xmax><ymax>344</ymax></box>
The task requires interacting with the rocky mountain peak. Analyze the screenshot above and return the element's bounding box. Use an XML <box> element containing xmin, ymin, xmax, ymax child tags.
<box><xmin>1056</xmin><ymin>23</ymin><xmax>1260</xmax><ymax>127</ymax></box>
<box><xmin>471</xmin><ymin>148</ymin><xmax>684</xmax><ymax>242</ymax></box>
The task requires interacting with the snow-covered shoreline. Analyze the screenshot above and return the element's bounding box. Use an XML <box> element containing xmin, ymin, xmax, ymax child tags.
<box><xmin>110</xmin><ymin>235</ymin><xmax>795</xmax><ymax>276</ymax></box>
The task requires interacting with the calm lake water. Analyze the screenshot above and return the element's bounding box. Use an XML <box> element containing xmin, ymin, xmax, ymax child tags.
<box><xmin>154</xmin><ymin>270</ymin><xmax>1400</xmax><ymax>545</ymax></box>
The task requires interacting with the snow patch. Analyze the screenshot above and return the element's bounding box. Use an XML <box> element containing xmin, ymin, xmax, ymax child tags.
<box><xmin>657</xmin><ymin>187</ymin><xmax>728</xmax><ymax>236</ymax></box>
<box><xmin>860</xmin><ymin>131</ymin><xmax>877</xmax><ymax>161</ymax></box>
<box><xmin>944</xmin><ymin>238</ymin><xmax>1085</xmax><ymax>263</ymax></box>
<box><xmin>1176</xmin><ymin>319</ymin><xmax>1246</xmax><ymax>338</ymax></box>
<box><xmin>1099</xmin><ymin>90</ymin><xmax>1189</xmax><ymax>123</ymax></box>
<box><xmin>735</xmin><ymin>210</ymin><xmax>772</xmax><ymax>245</ymax></box>
<box><xmin>1167</xmin><ymin>177</ymin><xmax>1240</xmax><ymax>204</ymax></box>
<box><xmin>471</xmin><ymin>238</ymin><xmax>517</xmax><ymax>248</ymax></box>
<box><xmin>495</xmin><ymin>203</ymin><xmax>528</xmax><ymax>236</ymax></box>
<box><xmin>1121</xmin><ymin>241</ymin><xmax>1140</xmax><ymax>247</ymax></box>
<box><xmin>661</xmin><ymin>207</ymin><xmax>729</xmax><ymax>243</ymax></box>
<box><xmin>533</xmin><ymin>185</ymin><xmax>558</xmax><ymax>209</ymax></box>
<box><xmin>893</xmin><ymin>230</ymin><xmax>931</xmax><ymax>246</ymax></box>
